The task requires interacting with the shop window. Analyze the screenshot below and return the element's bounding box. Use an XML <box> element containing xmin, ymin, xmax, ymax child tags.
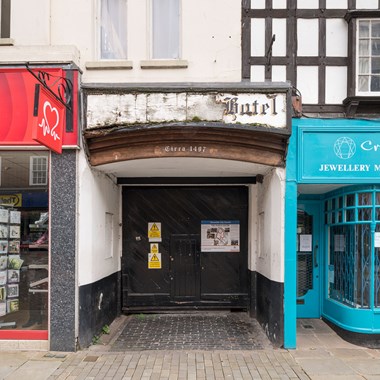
<box><xmin>152</xmin><ymin>0</ymin><xmax>180</xmax><ymax>59</ymax></box>
<box><xmin>100</xmin><ymin>0</ymin><xmax>128</xmax><ymax>59</ymax></box>
<box><xmin>29</xmin><ymin>156</ymin><xmax>48</xmax><ymax>186</ymax></box>
<box><xmin>0</xmin><ymin>152</ymin><xmax>49</xmax><ymax>334</ymax></box>
<box><xmin>326</xmin><ymin>187</ymin><xmax>380</xmax><ymax>310</ymax></box>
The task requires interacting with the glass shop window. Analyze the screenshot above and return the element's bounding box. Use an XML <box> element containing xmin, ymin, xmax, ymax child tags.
<box><xmin>0</xmin><ymin>151</ymin><xmax>49</xmax><ymax>331</ymax></box>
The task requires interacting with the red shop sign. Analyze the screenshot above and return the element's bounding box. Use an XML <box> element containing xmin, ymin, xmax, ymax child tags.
<box><xmin>33</xmin><ymin>84</ymin><xmax>65</xmax><ymax>154</ymax></box>
<box><xmin>0</xmin><ymin>68</ymin><xmax>78</xmax><ymax>148</ymax></box>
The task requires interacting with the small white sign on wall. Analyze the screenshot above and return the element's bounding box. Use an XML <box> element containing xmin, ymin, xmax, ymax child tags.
<box><xmin>299</xmin><ymin>234</ymin><xmax>312</xmax><ymax>252</ymax></box>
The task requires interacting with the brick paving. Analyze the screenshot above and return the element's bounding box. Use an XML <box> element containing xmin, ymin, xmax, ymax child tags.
<box><xmin>110</xmin><ymin>312</ymin><xmax>272</xmax><ymax>351</ymax></box>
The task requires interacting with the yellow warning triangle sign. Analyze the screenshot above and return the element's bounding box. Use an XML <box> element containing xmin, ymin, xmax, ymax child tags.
<box><xmin>150</xmin><ymin>253</ymin><xmax>159</xmax><ymax>262</ymax></box>
<box><xmin>150</xmin><ymin>223</ymin><xmax>159</xmax><ymax>232</ymax></box>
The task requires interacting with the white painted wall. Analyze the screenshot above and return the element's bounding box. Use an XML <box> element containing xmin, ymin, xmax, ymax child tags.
<box><xmin>255</xmin><ymin>168</ymin><xmax>285</xmax><ymax>283</ymax></box>
<box><xmin>77</xmin><ymin>151</ymin><xmax>121</xmax><ymax>286</ymax></box>
<box><xmin>8</xmin><ymin>0</ymin><xmax>241</xmax><ymax>83</ymax></box>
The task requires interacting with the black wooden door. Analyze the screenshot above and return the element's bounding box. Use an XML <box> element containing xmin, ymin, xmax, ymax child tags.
<box><xmin>122</xmin><ymin>186</ymin><xmax>248</xmax><ymax>311</ymax></box>
<box><xmin>170</xmin><ymin>234</ymin><xmax>200</xmax><ymax>302</ymax></box>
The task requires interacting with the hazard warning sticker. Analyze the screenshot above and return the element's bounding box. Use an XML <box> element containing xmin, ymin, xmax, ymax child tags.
<box><xmin>148</xmin><ymin>252</ymin><xmax>162</xmax><ymax>269</ymax></box>
<box><xmin>148</xmin><ymin>222</ymin><xmax>162</xmax><ymax>242</ymax></box>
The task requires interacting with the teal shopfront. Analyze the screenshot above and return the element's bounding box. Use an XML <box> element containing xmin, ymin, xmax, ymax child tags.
<box><xmin>285</xmin><ymin>118</ymin><xmax>380</xmax><ymax>348</ymax></box>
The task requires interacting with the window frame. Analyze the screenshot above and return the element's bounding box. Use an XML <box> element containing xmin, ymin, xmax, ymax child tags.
<box><xmin>150</xmin><ymin>0</ymin><xmax>181</xmax><ymax>60</ymax></box>
<box><xmin>98</xmin><ymin>0</ymin><xmax>128</xmax><ymax>61</ymax></box>
<box><xmin>29</xmin><ymin>156</ymin><xmax>48</xmax><ymax>186</ymax></box>
<box><xmin>356</xmin><ymin>18</ymin><xmax>380</xmax><ymax>96</ymax></box>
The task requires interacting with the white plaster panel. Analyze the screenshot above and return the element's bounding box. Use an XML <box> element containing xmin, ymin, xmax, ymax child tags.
<box><xmin>146</xmin><ymin>93</ymin><xmax>187</xmax><ymax>122</ymax></box>
<box><xmin>251</xmin><ymin>0</ymin><xmax>265</xmax><ymax>9</ymax></box>
<box><xmin>272</xmin><ymin>66</ymin><xmax>287</xmax><ymax>82</ymax></box>
<box><xmin>78</xmin><ymin>151</ymin><xmax>121</xmax><ymax>286</ymax></box>
<box><xmin>272</xmin><ymin>0</ymin><xmax>287</xmax><ymax>8</ymax></box>
<box><xmin>87</xmin><ymin>94</ymin><xmax>148</xmax><ymax>128</ymax></box>
<box><xmin>272</xmin><ymin>19</ymin><xmax>287</xmax><ymax>57</ymax></box>
<box><xmin>11</xmin><ymin>0</ymin><xmax>50</xmax><ymax>44</ymax></box>
<box><xmin>297</xmin><ymin>66</ymin><xmax>319</xmax><ymax>104</ymax></box>
<box><xmin>297</xmin><ymin>0</ymin><xmax>319</xmax><ymax>8</ymax></box>
<box><xmin>186</xmin><ymin>95</ymin><xmax>225</xmax><ymax>121</ymax></box>
<box><xmin>325</xmin><ymin>66</ymin><xmax>347</xmax><ymax>104</ymax></box>
<box><xmin>326</xmin><ymin>19</ymin><xmax>348</xmax><ymax>57</ymax></box>
<box><xmin>356</xmin><ymin>0</ymin><xmax>378</xmax><ymax>9</ymax></box>
<box><xmin>326</xmin><ymin>0</ymin><xmax>348</xmax><ymax>9</ymax></box>
<box><xmin>251</xmin><ymin>66</ymin><xmax>265</xmax><ymax>82</ymax></box>
<box><xmin>297</xmin><ymin>19</ymin><xmax>319</xmax><ymax>57</ymax></box>
<box><xmin>251</xmin><ymin>19</ymin><xmax>266</xmax><ymax>56</ymax></box>
<box><xmin>256</xmin><ymin>168</ymin><xmax>285</xmax><ymax>283</ymax></box>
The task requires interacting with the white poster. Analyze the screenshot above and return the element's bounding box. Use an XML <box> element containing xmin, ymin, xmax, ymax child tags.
<box><xmin>375</xmin><ymin>232</ymin><xmax>380</xmax><ymax>248</ymax></box>
<box><xmin>299</xmin><ymin>234</ymin><xmax>312</xmax><ymax>252</ymax></box>
<box><xmin>201</xmin><ymin>220</ymin><xmax>240</xmax><ymax>252</ymax></box>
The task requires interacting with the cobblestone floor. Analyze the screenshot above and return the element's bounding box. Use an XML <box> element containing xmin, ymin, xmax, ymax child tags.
<box><xmin>110</xmin><ymin>312</ymin><xmax>273</xmax><ymax>351</ymax></box>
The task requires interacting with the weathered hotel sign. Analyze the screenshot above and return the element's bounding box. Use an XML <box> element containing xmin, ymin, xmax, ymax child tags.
<box><xmin>299</xmin><ymin>127</ymin><xmax>380</xmax><ymax>183</ymax></box>
<box><xmin>86</xmin><ymin>92</ymin><xmax>287</xmax><ymax>129</ymax></box>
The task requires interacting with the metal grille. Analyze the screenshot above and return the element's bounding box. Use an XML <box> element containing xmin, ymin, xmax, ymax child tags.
<box><xmin>297</xmin><ymin>253</ymin><xmax>312</xmax><ymax>297</ymax></box>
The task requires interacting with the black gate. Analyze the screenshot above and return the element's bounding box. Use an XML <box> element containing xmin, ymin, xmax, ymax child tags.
<box><xmin>122</xmin><ymin>186</ymin><xmax>248</xmax><ymax>311</ymax></box>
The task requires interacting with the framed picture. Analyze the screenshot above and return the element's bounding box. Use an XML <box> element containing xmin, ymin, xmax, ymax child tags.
<box><xmin>0</xmin><ymin>257</ymin><xmax>7</xmax><ymax>271</ymax></box>
<box><xmin>7</xmin><ymin>269</ymin><xmax>19</xmax><ymax>283</ymax></box>
<box><xmin>7</xmin><ymin>299</ymin><xmax>19</xmax><ymax>313</ymax></box>
<box><xmin>8</xmin><ymin>241</ymin><xmax>20</xmax><ymax>254</ymax></box>
<box><xmin>9</xmin><ymin>211</ymin><xmax>21</xmax><ymax>224</ymax></box>
<box><xmin>0</xmin><ymin>286</ymin><xmax>6</xmax><ymax>301</ymax></box>
<box><xmin>0</xmin><ymin>241</ymin><xmax>8</xmax><ymax>254</ymax></box>
<box><xmin>8</xmin><ymin>255</ymin><xmax>23</xmax><ymax>270</ymax></box>
<box><xmin>9</xmin><ymin>225</ymin><xmax>20</xmax><ymax>239</ymax></box>
<box><xmin>0</xmin><ymin>225</ymin><xmax>8</xmax><ymax>239</ymax></box>
<box><xmin>0</xmin><ymin>302</ymin><xmax>6</xmax><ymax>317</ymax></box>
<box><xmin>0</xmin><ymin>271</ymin><xmax>6</xmax><ymax>286</ymax></box>
<box><xmin>0</xmin><ymin>210</ymin><xmax>8</xmax><ymax>224</ymax></box>
<box><xmin>7</xmin><ymin>284</ymin><xmax>18</xmax><ymax>298</ymax></box>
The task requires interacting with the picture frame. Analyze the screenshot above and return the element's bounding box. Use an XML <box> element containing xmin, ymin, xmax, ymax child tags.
<box><xmin>8</xmin><ymin>240</ymin><xmax>20</xmax><ymax>254</ymax></box>
<box><xmin>7</xmin><ymin>269</ymin><xmax>19</xmax><ymax>283</ymax></box>
<box><xmin>7</xmin><ymin>299</ymin><xmax>19</xmax><ymax>313</ymax></box>
<box><xmin>9</xmin><ymin>225</ymin><xmax>20</xmax><ymax>239</ymax></box>
<box><xmin>9</xmin><ymin>211</ymin><xmax>21</xmax><ymax>224</ymax></box>
<box><xmin>8</xmin><ymin>255</ymin><xmax>23</xmax><ymax>270</ymax></box>
<box><xmin>0</xmin><ymin>225</ymin><xmax>8</xmax><ymax>239</ymax></box>
<box><xmin>7</xmin><ymin>284</ymin><xmax>18</xmax><ymax>298</ymax></box>
<box><xmin>0</xmin><ymin>286</ymin><xmax>6</xmax><ymax>301</ymax></box>
<box><xmin>0</xmin><ymin>257</ymin><xmax>7</xmax><ymax>271</ymax></box>
<box><xmin>0</xmin><ymin>271</ymin><xmax>7</xmax><ymax>286</ymax></box>
<box><xmin>0</xmin><ymin>210</ymin><xmax>8</xmax><ymax>224</ymax></box>
<box><xmin>0</xmin><ymin>240</ymin><xmax>8</xmax><ymax>254</ymax></box>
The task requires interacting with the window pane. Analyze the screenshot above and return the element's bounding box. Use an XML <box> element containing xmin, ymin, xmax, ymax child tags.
<box><xmin>101</xmin><ymin>0</ymin><xmax>128</xmax><ymax>59</ymax></box>
<box><xmin>372</xmin><ymin>57</ymin><xmax>380</xmax><ymax>74</ymax></box>
<box><xmin>372</xmin><ymin>40</ymin><xmax>380</xmax><ymax>56</ymax></box>
<box><xmin>359</xmin><ymin>208</ymin><xmax>372</xmax><ymax>221</ymax></box>
<box><xmin>371</xmin><ymin>75</ymin><xmax>380</xmax><ymax>91</ymax></box>
<box><xmin>346</xmin><ymin>194</ymin><xmax>355</xmax><ymax>207</ymax></box>
<box><xmin>359</xmin><ymin>58</ymin><xmax>369</xmax><ymax>73</ymax></box>
<box><xmin>359</xmin><ymin>20</ymin><xmax>370</xmax><ymax>38</ymax></box>
<box><xmin>359</xmin><ymin>40</ymin><xmax>370</xmax><ymax>56</ymax></box>
<box><xmin>358</xmin><ymin>192</ymin><xmax>372</xmax><ymax>206</ymax></box>
<box><xmin>359</xmin><ymin>75</ymin><xmax>369</xmax><ymax>91</ymax></box>
<box><xmin>372</xmin><ymin>21</ymin><xmax>380</xmax><ymax>38</ymax></box>
<box><xmin>346</xmin><ymin>209</ymin><xmax>355</xmax><ymax>222</ymax></box>
<box><xmin>152</xmin><ymin>0</ymin><xmax>179</xmax><ymax>59</ymax></box>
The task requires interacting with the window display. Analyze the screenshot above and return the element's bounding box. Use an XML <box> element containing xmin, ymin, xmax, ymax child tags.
<box><xmin>0</xmin><ymin>151</ymin><xmax>49</xmax><ymax>332</ymax></box>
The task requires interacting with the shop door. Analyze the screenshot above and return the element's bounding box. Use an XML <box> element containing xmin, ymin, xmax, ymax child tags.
<box><xmin>296</xmin><ymin>202</ymin><xmax>321</xmax><ymax>318</ymax></box>
<box><xmin>170</xmin><ymin>234</ymin><xmax>200</xmax><ymax>302</ymax></box>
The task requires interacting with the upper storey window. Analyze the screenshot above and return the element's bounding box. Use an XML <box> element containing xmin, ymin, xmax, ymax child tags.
<box><xmin>0</xmin><ymin>0</ymin><xmax>10</xmax><ymax>39</ymax></box>
<box><xmin>152</xmin><ymin>0</ymin><xmax>180</xmax><ymax>59</ymax></box>
<box><xmin>100</xmin><ymin>0</ymin><xmax>128</xmax><ymax>59</ymax></box>
<box><xmin>357</xmin><ymin>19</ymin><xmax>380</xmax><ymax>94</ymax></box>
